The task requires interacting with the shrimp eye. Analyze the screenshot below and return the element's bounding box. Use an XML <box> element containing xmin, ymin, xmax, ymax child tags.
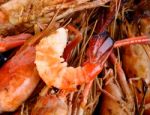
<box><xmin>50</xmin><ymin>87</ymin><xmax>59</xmax><ymax>94</ymax></box>
<box><xmin>0</xmin><ymin>53</ymin><xmax>7</xmax><ymax>67</ymax></box>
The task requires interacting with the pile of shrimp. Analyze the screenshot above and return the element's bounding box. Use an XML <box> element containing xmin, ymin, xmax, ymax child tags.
<box><xmin>0</xmin><ymin>0</ymin><xmax>150</xmax><ymax>115</ymax></box>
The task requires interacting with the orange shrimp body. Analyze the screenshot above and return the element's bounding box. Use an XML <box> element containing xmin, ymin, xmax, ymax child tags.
<box><xmin>35</xmin><ymin>28</ymin><xmax>113</xmax><ymax>91</ymax></box>
<box><xmin>0</xmin><ymin>46</ymin><xmax>40</xmax><ymax>112</ymax></box>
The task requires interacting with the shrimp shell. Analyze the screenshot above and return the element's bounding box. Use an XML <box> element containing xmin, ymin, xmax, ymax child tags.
<box><xmin>35</xmin><ymin>27</ymin><xmax>109</xmax><ymax>90</ymax></box>
<box><xmin>35</xmin><ymin>28</ymin><xmax>84</xmax><ymax>90</ymax></box>
<box><xmin>0</xmin><ymin>47</ymin><xmax>40</xmax><ymax>112</ymax></box>
<box><xmin>31</xmin><ymin>94</ymin><xmax>68</xmax><ymax>115</ymax></box>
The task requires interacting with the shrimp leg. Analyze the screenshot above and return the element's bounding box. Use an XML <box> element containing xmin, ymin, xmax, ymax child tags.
<box><xmin>0</xmin><ymin>33</ymin><xmax>32</xmax><ymax>52</ymax></box>
<box><xmin>63</xmin><ymin>24</ymin><xmax>82</xmax><ymax>61</ymax></box>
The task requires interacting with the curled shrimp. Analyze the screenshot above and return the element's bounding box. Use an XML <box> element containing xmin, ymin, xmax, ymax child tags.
<box><xmin>35</xmin><ymin>27</ymin><xmax>114</xmax><ymax>91</ymax></box>
<box><xmin>35</xmin><ymin>27</ymin><xmax>150</xmax><ymax>91</ymax></box>
<box><xmin>33</xmin><ymin>26</ymin><xmax>150</xmax><ymax>115</ymax></box>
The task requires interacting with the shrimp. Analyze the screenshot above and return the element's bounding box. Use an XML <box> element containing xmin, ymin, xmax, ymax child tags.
<box><xmin>121</xmin><ymin>19</ymin><xmax>150</xmax><ymax>114</ymax></box>
<box><xmin>96</xmin><ymin>36</ymin><xmax>150</xmax><ymax>115</ymax></box>
<box><xmin>32</xmin><ymin>26</ymin><xmax>150</xmax><ymax>115</ymax></box>
<box><xmin>100</xmin><ymin>71</ymin><xmax>134</xmax><ymax>115</ymax></box>
<box><xmin>35</xmin><ymin>27</ymin><xmax>114</xmax><ymax>91</ymax></box>
<box><xmin>32</xmin><ymin>26</ymin><xmax>114</xmax><ymax>115</ymax></box>
<box><xmin>35</xmin><ymin>27</ymin><xmax>150</xmax><ymax>91</ymax></box>
<box><xmin>0</xmin><ymin>46</ymin><xmax>40</xmax><ymax>113</ymax></box>
<box><xmin>0</xmin><ymin>22</ymin><xmax>56</xmax><ymax>113</ymax></box>
<box><xmin>95</xmin><ymin>51</ymin><xmax>135</xmax><ymax>115</ymax></box>
<box><xmin>31</xmin><ymin>91</ymin><xmax>68</xmax><ymax>115</ymax></box>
